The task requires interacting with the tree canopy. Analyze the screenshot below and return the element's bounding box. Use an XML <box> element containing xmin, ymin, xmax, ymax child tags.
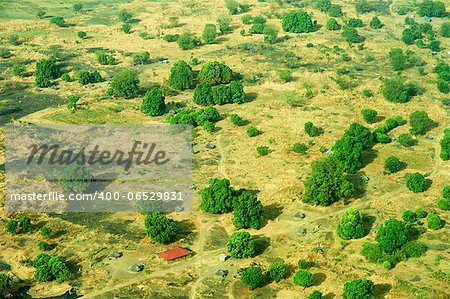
<box><xmin>282</xmin><ymin>11</ymin><xmax>314</xmax><ymax>33</ymax></box>
<box><xmin>233</xmin><ymin>190</ymin><xmax>263</xmax><ymax>229</ymax></box>
<box><xmin>241</xmin><ymin>267</ymin><xmax>263</xmax><ymax>290</ymax></box>
<box><xmin>141</xmin><ymin>88</ymin><xmax>166</xmax><ymax>116</ymax></box>
<box><xmin>200</xmin><ymin>178</ymin><xmax>235</xmax><ymax>214</ymax></box>
<box><xmin>342</xmin><ymin>279</ymin><xmax>375</xmax><ymax>299</ymax></box>
<box><xmin>227</xmin><ymin>231</ymin><xmax>255</xmax><ymax>258</ymax></box>
<box><xmin>336</xmin><ymin>208</ymin><xmax>366</xmax><ymax>240</ymax></box>
<box><xmin>144</xmin><ymin>212</ymin><xmax>178</xmax><ymax>244</ymax></box>
<box><xmin>198</xmin><ymin>61</ymin><xmax>233</xmax><ymax>85</ymax></box>
<box><xmin>168</xmin><ymin>60</ymin><xmax>194</xmax><ymax>90</ymax></box>
<box><xmin>109</xmin><ymin>70</ymin><xmax>140</xmax><ymax>98</ymax></box>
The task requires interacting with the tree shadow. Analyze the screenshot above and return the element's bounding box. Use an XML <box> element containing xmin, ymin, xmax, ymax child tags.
<box><xmin>363</xmin><ymin>215</ymin><xmax>376</xmax><ymax>236</ymax></box>
<box><xmin>374</xmin><ymin>283</ymin><xmax>392</xmax><ymax>298</ymax></box>
<box><xmin>262</xmin><ymin>204</ymin><xmax>283</xmax><ymax>221</ymax></box>
<box><xmin>174</xmin><ymin>219</ymin><xmax>196</xmax><ymax>242</ymax></box>
<box><xmin>253</xmin><ymin>235</ymin><xmax>270</xmax><ymax>256</ymax></box>
<box><xmin>323</xmin><ymin>293</ymin><xmax>336</xmax><ymax>299</ymax></box>
<box><xmin>128</xmin><ymin>18</ymin><xmax>141</xmax><ymax>24</ymax></box>
<box><xmin>313</xmin><ymin>272</ymin><xmax>327</xmax><ymax>286</ymax></box>
<box><xmin>245</xmin><ymin>92</ymin><xmax>257</xmax><ymax>103</ymax></box>
<box><xmin>362</xmin><ymin>150</ymin><xmax>377</xmax><ymax>168</ymax></box>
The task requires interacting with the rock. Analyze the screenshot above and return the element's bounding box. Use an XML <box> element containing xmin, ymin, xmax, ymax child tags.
<box><xmin>128</xmin><ymin>264</ymin><xmax>144</xmax><ymax>272</ymax></box>
<box><xmin>215</xmin><ymin>269</ymin><xmax>229</xmax><ymax>278</ymax></box>
<box><xmin>205</xmin><ymin>143</ymin><xmax>216</xmax><ymax>149</ymax></box>
<box><xmin>297</xmin><ymin>228</ymin><xmax>307</xmax><ymax>236</ymax></box>
<box><xmin>109</xmin><ymin>251</ymin><xmax>122</xmax><ymax>259</ymax></box>
<box><xmin>293</xmin><ymin>212</ymin><xmax>305</xmax><ymax>219</ymax></box>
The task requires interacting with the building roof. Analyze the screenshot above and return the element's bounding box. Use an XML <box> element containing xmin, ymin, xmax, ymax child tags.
<box><xmin>158</xmin><ymin>247</ymin><xmax>191</xmax><ymax>261</ymax></box>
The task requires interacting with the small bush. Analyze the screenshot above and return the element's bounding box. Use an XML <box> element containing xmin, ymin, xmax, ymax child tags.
<box><xmin>406</xmin><ymin>173</ymin><xmax>428</xmax><ymax>193</ymax></box>
<box><xmin>256</xmin><ymin>146</ymin><xmax>269</xmax><ymax>156</ymax></box>
<box><xmin>361</xmin><ymin>109</ymin><xmax>377</xmax><ymax>124</ymax></box>
<box><xmin>247</xmin><ymin>126</ymin><xmax>261</xmax><ymax>137</ymax></box>
<box><xmin>426</xmin><ymin>212</ymin><xmax>444</xmax><ymax>230</ymax></box>
<box><xmin>398</xmin><ymin>134</ymin><xmax>416</xmax><ymax>147</ymax></box>
<box><xmin>230</xmin><ymin>114</ymin><xmax>245</xmax><ymax>126</ymax></box>
<box><xmin>384</xmin><ymin>156</ymin><xmax>402</xmax><ymax>174</ymax></box>
<box><xmin>292</xmin><ymin>143</ymin><xmax>307</xmax><ymax>155</ymax></box>
<box><xmin>293</xmin><ymin>269</ymin><xmax>313</xmax><ymax>287</ymax></box>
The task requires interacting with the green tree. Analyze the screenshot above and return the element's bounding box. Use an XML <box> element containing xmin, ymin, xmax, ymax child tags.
<box><xmin>409</xmin><ymin>110</ymin><xmax>431</xmax><ymax>135</ymax></box>
<box><xmin>440</xmin><ymin>129</ymin><xmax>450</xmax><ymax>160</ymax></box>
<box><xmin>347</xmin><ymin>18</ymin><xmax>364</xmax><ymax>28</ymax></box>
<box><xmin>361</xmin><ymin>109</ymin><xmax>377</xmax><ymax>124</ymax></box>
<box><xmin>36</xmin><ymin>9</ymin><xmax>46</xmax><ymax>19</ymax></box>
<box><xmin>36</xmin><ymin>59</ymin><xmax>59</xmax><ymax>79</ymax></box>
<box><xmin>381</xmin><ymin>76</ymin><xmax>417</xmax><ymax>103</ymax></box>
<box><xmin>375</xmin><ymin>218</ymin><xmax>409</xmax><ymax>254</ymax></box>
<box><xmin>227</xmin><ymin>231</ymin><xmax>255</xmax><ymax>258</ymax></box>
<box><xmin>198</xmin><ymin>61</ymin><xmax>233</xmax><ymax>85</ymax></box>
<box><xmin>77</xmin><ymin>31</ymin><xmax>87</xmax><ymax>39</ymax></box>
<box><xmin>38</xmin><ymin>241</ymin><xmax>51</xmax><ymax>251</ymax></box>
<box><xmin>77</xmin><ymin>70</ymin><xmax>103</xmax><ymax>85</ymax></box>
<box><xmin>73</xmin><ymin>3</ymin><xmax>83</xmax><ymax>13</ymax></box>
<box><xmin>141</xmin><ymin>88</ymin><xmax>166</xmax><ymax>116</ymax></box>
<box><xmin>398</xmin><ymin>133</ymin><xmax>416</xmax><ymax>147</ymax></box>
<box><xmin>316</xmin><ymin>0</ymin><xmax>331</xmax><ymax>12</ymax></box>
<box><xmin>298</xmin><ymin>258</ymin><xmax>308</xmax><ymax>269</ymax></box>
<box><xmin>326</xmin><ymin>18</ymin><xmax>341</xmax><ymax>31</ymax></box>
<box><xmin>11</xmin><ymin>63</ymin><xmax>26</xmax><ymax>77</ymax></box>
<box><xmin>229</xmin><ymin>81</ymin><xmax>247</xmax><ymax>104</ymax></box>
<box><xmin>308</xmin><ymin>290</ymin><xmax>323</xmax><ymax>299</ymax></box>
<box><xmin>256</xmin><ymin>146</ymin><xmax>269</xmax><ymax>156</ymax></box>
<box><xmin>426</xmin><ymin>212</ymin><xmax>444</xmax><ymax>230</ymax></box>
<box><xmin>40</xmin><ymin>227</ymin><xmax>52</xmax><ymax>238</ymax></box>
<box><xmin>177</xmin><ymin>33</ymin><xmax>201</xmax><ymax>50</ymax></box>
<box><xmin>384</xmin><ymin>156</ymin><xmax>402</xmax><ymax>174</ymax></box>
<box><xmin>202</xmin><ymin>24</ymin><xmax>217</xmax><ymax>44</ymax></box>
<box><xmin>268</xmin><ymin>261</ymin><xmax>286</xmax><ymax>282</ymax></box>
<box><xmin>144</xmin><ymin>212</ymin><xmax>177</xmax><ymax>244</ymax></box>
<box><xmin>233</xmin><ymin>190</ymin><xmax>262</xmax><ymax>229</ymax></box>
<box><xmin>336</xmin><ymin>208</ymin><xmax>365</xmax><ymax>240</ymax></box>
<box><xmin>342</xmin><ymin>279</ymin><xmax>374</xmax><ymax>299</ymax></box>
<box><xmin>293</xmin><ymin>269</ymin><xmax>313</xmax><ymax>287</ymax></box>
<box><xmin>200</xmin><ymin>178</ymin><xmax>235</xmax><ymax>214</ymax></box>
<box><xmin>169</xmin><ymin>60</ymin><xmax>194</xmax><ymax>90</ymax></box>
<box><xmin>109</xmin><ymin>70</ymin><xmax>140</xmax><ymax>98</ymax></box>
<box><xmin>241</xmin><ymin>267</ymin><xmax>263</xmax><ymax>290</ymax></box>
<box><xmin>247</xmin><ymin>126</ymin><xmax>261</xmax><ymax>137</ymax></box>
<box><xmin>225</xmin><ymin>0</ymin><xmax>239</xmax><ymax>15</ymax></box>
<box><xmin>5</xmin><ymin>220</ymin><xmax>17</xmax><ymax>234</ymax></box>
<box><xmin>230</xmin><ymin>114</ymin><xmax>245</xmax><ymax>126</ymax></box>
<box><xmin>0</xmin><ymin>273</ymin><xmax>15</xmax><ymax>298</ymax></box>
<box><xmin>59</xmin><ymin>163</ymin><xmax>94</xmax><ymax>193</ymax></box>
<box><xmin>282</xmin><ymin>11</ymin><xmax>314</xmax><ymax>33</ymax></box>
<box><xmin>121</xmin><ymin>23</ymin><xmax>132</xmax><ymax>34</ymax></box>
<box><xmin>328</xmin><ymin>5</ymin><xmax>343</xmax><ymax>17</ymax></box>
<box><xmin>369</xmin><ymin>16</ymin><xmax>383</xmax><ymax>29</ymax></box>
<box><xmin>406</xmin><ymin>173</ymin><xmax>428</xmax><ymax>193</ymax></box>
<box><xmin>193</xmin><ymin>83</ymin><xmax>214</xmax><ymax>106</ymax></box>
<box><xmin>417</xmin><ymin>0</ymin><xmax>446</xmax><ymax>17</ymax></box>
<box><xmin>402</xmin><ymin>210</ymin><xmax>416</xmax><ymax>223</ymax></box>
<box><xmin>67</xmin><ymin>95</ymin><xmax>80</xmax><ymax>111</ymax></box>
<box><xmin>441</xmin><ymin>22</ymin><xmax>450</xmax><ymax>37</ymax></box>
<box><xmin>303</xmin><ymin>156</ymin><xmax>355</xmax><ymax>206</ymax></box>
<box><xmin>292</xmin><ymin>142</ymin><xmax>307</xmax><ymax>155</ymax></box>
<box><xmin>50</xmin><ymin>16</ymin><xmax>65</xmax><ymax>27</ymax></box>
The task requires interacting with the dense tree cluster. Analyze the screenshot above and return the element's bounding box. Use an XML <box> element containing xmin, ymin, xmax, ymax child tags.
<box><xmin>200</xmin><ymin>178</ymin><xmax>235</xmax><ymax>214</ymax></box>
<box><xmin>77</xmin><ymin>70</ymin><xmax>103</xmax><ymax>85</ymax></box>
<box><xmin>303</xmin><ymin>156</ymin><xmax>354</xmax><ymax>206</ymax></box>
<box><xmin>440</xmin><ymin>128</ymin><xmax>450</xmax><ymax>160</ymax></box>
<box><xmin>144</xmin><ymin>212</ymin><xmax>177</xmax><ymax>244</ymax></box>
<box><xmin>227</xmin><ymin>231</ymin><xmax>255</xmax><ymax>258</ymax></box>
<box><xmin>141</xmin><ymin>88</ymin><xmax>166</xmax><ymax>116</ymax></box>
<box><xmin>417</xmin><ymin>0</ymin><xmax>446</xmax><ymax>17</ymax></box>
<box><xmin>166</xmin><ymin>106</ymin><xmax>220</xmax><ymax>127</ymax></box>
<box><xmin>332</xmin><ymin>122</ymin><xmax>373</xmax><ymax>174</ymax></box>
<box><xmin>193</xmin><ymin>81</ymin><xmax>246</xmax><ymax>106</ymax></box>
<box><xmin>381</xmin><ymin>75</ymin><xmax>418</xmax><ymax>103</ymax></box>
<box><xmin>282</xmin><ymin>11</ymin><xmax>314</xmax><ymax>33</ymax></box>
<box><xmin>33</xmin><ymin>254</ymin><xmax>75</xmax><ymax>282</ymax></box>
<box><xmin>373</xmin><ymin>116</ymin><xmax>406</xmax><ymax>143</ymax></box>
<box><xmin>35</xmin><ymin>59</ymin><xmax>60</xmax><ymax>87</ymax></box>
<box><xmin>401</xmin><ymin>18</ymin><xmax>441</xmax><ymax>52</ymax></box>
<box><xmin>95</xmin><ymin>50</ymin><xmax>115</xmax><ymax>65</ymax></box>
<box><xmin>336</xmin><ymin>208</ymin><xmax>366</xmax><ymax>240</ymax></box>
<box><xmin>434</xmin><ymin>62</ymin><xmax>450</xmax><ymax>94</ymax></box>
<box><xmin>108</xmin><ymin>70</ymin><xmax>140</xmax><ymax>98</ymax></box>
<box><xmin>198</xmin><ymin>61</ymin><xmax>233</xmax><ymax>85</ymax></box>
<box><xmin>437</xmin><ymin>186</ymin><xmax>450</xmax><ymax>210</ymax></box>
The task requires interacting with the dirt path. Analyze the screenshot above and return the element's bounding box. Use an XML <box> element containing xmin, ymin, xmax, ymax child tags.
<box><xmin>216</xmin><ymin>133</ymin><xmax>229</xmax><ymax>179</ymax></box>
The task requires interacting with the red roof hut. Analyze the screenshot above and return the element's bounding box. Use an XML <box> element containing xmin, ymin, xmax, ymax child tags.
<box><xmin>158</xmin><ymin>247</ymin><xmax>191</xmax><ymax>261</ymax></box>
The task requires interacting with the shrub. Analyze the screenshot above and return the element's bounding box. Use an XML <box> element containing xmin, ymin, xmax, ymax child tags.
<box><xmin>121</xmin><ymin>23</ymin><xmax>132</xmax><ymax>34</ymax></box>
<box><xmin>326</xmin><ymin>18</ymin><xmax>341</xmax><ymax>31</ymax></box>
<box><xmin>35</xmin><ymin>75</ymin><xmax>52</xmax><ymax>87</ymax></box>
<box><xmin>383</xmin><ymin>261</ymin><xmax>392</xmax><ymax>269</ymax></box>
<box><xmin>402</xmin><ymin>210</ymin><xmax>416</xmax><ymax>223</ymax></box>
<box><xmin>59</xmin><ymin>163</ymin><xmax>93</xmax><ymax>192</ymax></box>
<box><xmin>0</xmin><ymin>48</ymin><xmax>12</xmax><ymax>58</ymax></box>
<box><xmin>95</xmin><ymin>50</ymin><xmax>115</xmax><ymax>65</ymax></box>
<box><xmin>109</xmin><ymin>70</ymin><xmax>140</xmax><ymax>98</ymax></box>
<box><xmin>229</xmin><ymin>81</ymin><xmax>247</xmax><ymax>104</ymax></box>
<box><xmin>5</xmin><ymin>220</ymin><xmax>17</xmax><ymax>234</ymax></box>
<box><xmin>441</xmin><ymin>22</ymin><xmax>450</xmax><ymax>37</ymax></box>
<box><xmin>336</xmin><ymin>208</ymin><xmax>365</xmax><ymax>240</ymax></box>
<box><xmin>141</xmin><ymin>88</ymin><xmax>166</xmax><ymax>116</ymax></box>
<box><xmin>40</xmin><ymin>227</ymin><xmax>52</xmax><ymax>238</ymax></box>
<box><xmin>304</xmin><ymin>122</ymin><xmax>320</xmax><ymax>137</ymax></box>
<box><xmin>233</xmin><ymin>190</ymin><xmax>262</xmax><ymax>229</ymax></box>
<box><xmin>398</xmin><ymin>134</ymin><xmax>416</xmax><ymax>147</ymax></box>
<box><xmin>177</xmin><ymin>33</ymin><xmax>201</xmax><ymax>50</ymax></box>
<box><xmin>282</xmin><ymin>11</ymin><xmax>314</xmax><ymax>33</ymax></box>
<box><xmin>409</xmin><ymin>110</ymin><xmax>431</xmax><ymax>135</ymax></box>
<box><xmin>217</xmin><ymin>15</ymin><xmax>232</xmax><ymax>34</ymax></box>
<box><xmin>241</xmin><ymin>267</ymin><xmax>263</xmax><ymax>290</ymax></box>
<box><xmin>437</xmin><ymin>199</ymin><xmax>450</xmax><ymax>210</ymax></box>
<box><xmin>77</xmin><ymin>70</ymin><xmax>103</xmax><ymax>85</ymax></box>
<box><xmin>256</xmin><ymin>146</ymin><xmax>269</xmax><ymax>156</ymax></box>
<box><xmin>168</xmin><ymin>60</ymin><xmax>194</xmax><ymax>90</ymax></box>
<box><xmin>308</xmin><ymin>290</ymin><xmax>323</xmax><ymax>299</ymax></box>
<box><xmin>202</xmin><ymin>24</ymin><xmax>217</xmax><ymax>44</ymax></box>
<box><xmin>61</xmin><ymin>73</ymin><xmax>71</xmax><ymax>82</ymax></box>
<box><xmin>247</xmin><ymin>126</ymin><xmax>261</xmax><ymax>137</ymax></box>
<box><xmin>38</xmin><ymin>241</ymin><xmax>51</xmax><ymax>251</ymax></box>
<box><xmin>292</xmin><ymin>142</ymin><xmax>307</xmax><ymax>155</ymax></box>
<box><xmin>342</xmin><ymin>279</ymin><xmax>374</xmax><ymax>299</ymax></box>
<box><xmin>381</xmin><ymin>76</ymin><xmax>417</xmax><ymax>103</ymax></box>
<box><xmin>406</xmin><ymin>173</ymin><xmax>428</xmax><ymax>193</ymax></box>
<box><xmin>11</xmin><ymin>63</ymin><xmax>26</xmax><ymax>77</ymax></box>
<box><xmin>198</xmin><ymin>61</ymin><xmax>233</xmax><ymax>85</ymax></box>
<box><xmin>67</xmin><ymin>95</ymin><xmax>80</xmax><ymax>111</ymax></box>
<box><xmin>298</xmin><ymin>259</ymin><xmax>308</xmax><ymax>269</ymax></box>
<box><xmin>268</xmin><ymin>261</ymin><xmax>286</xmax><ymax>282</ymax></box>
<box><xmin>361</xmin><ymin>109</ymin><xmax>377</xmax><ymax>124</ymax></box>
<box><xmin>144</xmin><ymin>212</ymin><xmax>177</xmax><ymax>244</ymax></box>
<box><xmin>230</xmin><ymin>114</ymin><xmax>245</xmax><ymax>126</ymax></box>
<box><xmin>384</xmin><ymin>156</ymin><xmax>402</xmax><ymax>174</ymax></box>
<box><xmin>263</xmin><ymin>25</ymin><xmax>278</xmax><ymax>44</ymax></box>
<box><xmin>163</xmin><ymin>34</ymin><xmax>180</xmax><ymax>42</ymax></box>
<box><xmin>303</xmin><ymin>156</ymin><xmax>354</xmax><ymax>206</ymax></box>
<box><xmin>73</xmin><ymin>3</ymin><xmax>83</xmax><ymax>12</ymax></box>
<box><xmin>277</xmin><ymin>69</ymin><xmax>292</xmax><ymax>82</ymax></box>
<box><xmin>193</xmin><ymin>83</ymin><xmax>214</xmax><ymax>106</ymax></box>
<box><xmin>328</xmin><ymin>5</ymin><xmax>343</xmax><ymax>17</ymax></box>
<box><xmin>440</xmin><ymin>129</ymin><xmax>450</xmax><ymax>160</ymax></box>
<box><xmin>133</xmin><ymin>51</ymin><xmax>150</xmax><ymax>65</ymax></box>
<box><xmin>342</xmin><ymin>26</ymin><xmax>365</xmax><ymax>44</ymax></box>
<box><xmin>417</xmin><ymin>0</ymin><xmax>446</xmax><ymax>17</ymax></box>
<box><xmin>426</xmin><ymin>212</ymin><xmax>444</xmax><ymax>230</ymax></box>
<box><xmin>316</xmin><ymin>0</ymin><xmax>331</xmax><ymax>12</ymax></box>
<box><xmin>119</xmin><ymin>10</ymin><xmax>132</xmax><ymax>22</ymax></box>
<box><xmin>225</xmin><ymin>0</ymin><xmax>239</xmax><ymax>15</ymax></box>
<box><xmin>437</xmin><ymin>80</ymin><xmax>449</xmax><ymax>93</ymax></box>
<box><xmin>50</xmin><ymin>16</ymin><xmax>65</xmax><ymax>27</ymax></box>
<box><xmin>370</xmin><ymin>16</ymin><xmax>383</xmax><ymax>29</ymax></box>
<box><xmin>227</xmin><ymin>231</ymin><xmax>255</xmax><ymax>258</ymax></box>
<box><xmin>401</xmin><ymin>241</ymin><xmax>427</xmax><ymax>258</ymax></box>
<box><xmin>415</xmin><ymin>208</ymin><xmax>428</xmax><ymax>218</ymax></box>
<box><xmin>36</xmin><ymin>59</ymin><xmax>59</xmax><ymax>80</ymax></box>
<box><xmin>293</xmin><ymin>269</ymin><xmax>313</xmax><ymax>287</ymax></box>
<box><xmin>77</xmin><ymin>31</ymin><xmax>87</xmax><ymax>39</ymax></box>
<box><xmin>200</xmin><ymin>178</ymin><xmax>234</xmax><ymax>214</ymax></box>
<box><xmin>389</xmin><ymin>48</ymin><xmax>407</xmax><ymax>71</ymax></box>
